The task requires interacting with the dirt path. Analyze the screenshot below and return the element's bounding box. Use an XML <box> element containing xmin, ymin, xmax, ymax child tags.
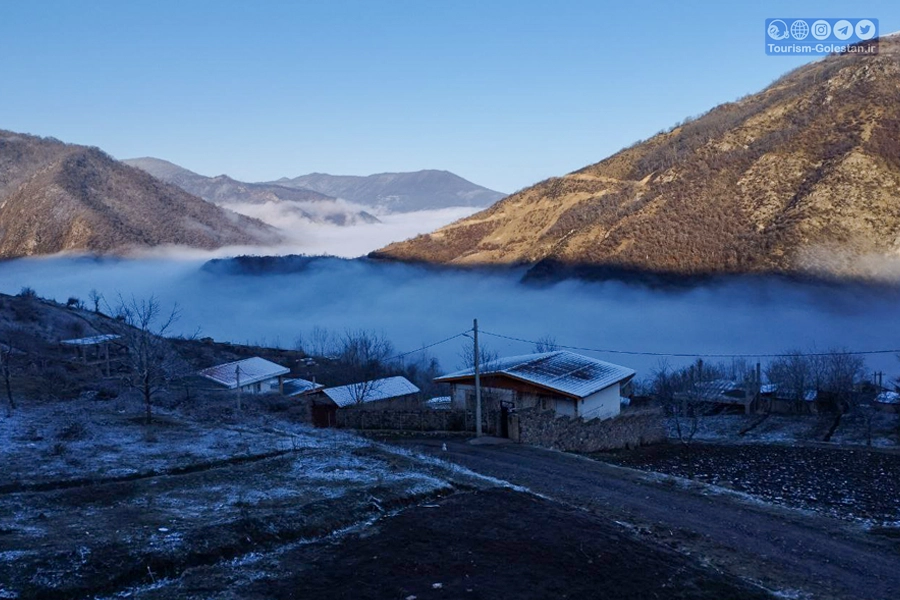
<box><xmin>394</xmin><ymin>439</ymin><xmax>900</xmax><ymax>600</ymax></box>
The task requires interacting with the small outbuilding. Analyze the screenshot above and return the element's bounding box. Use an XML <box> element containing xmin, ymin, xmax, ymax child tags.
<box><xmin>198</xmin><ymin>357</ymin><xmax>290</xmax><ymax>395</ymax></box>
<box><xmin>61</xmin><ymin>334</ymin><xmax>122</xmax><ymax>376</ymax></box>
<box><xmin>435</xmin><ymin>351</ymin><xmax>636</xmax><ymax>423</ymax></box>
<box><xmin>308</xmin><ymin>375</ymin><xmax>420</xmax><ymax>427</ymax></box>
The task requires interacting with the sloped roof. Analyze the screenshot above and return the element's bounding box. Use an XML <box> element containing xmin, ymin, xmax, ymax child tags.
<box><xmin>435</xmin><ymin>351</ymin><xmax>635</xmax><ymax>399</ymax></box>
<box><xmin>283</xmin><ymin>378</ymin><xmax>324</xmax><ymax>397</ymax></box>
<box><xmin>61</xmin><ymin>334</ymin><xmax>121</xmax><ymax>346</ymax></box>
<box><xmin>323</xmin><ymin>376</ymin><xmax>420</xmax><ymax>408</ymax></box>
<box><xmin>426</xmin><ymin>396</ymin><xmax>452</xmax><ymax>410</ymax></box>
<box><xmin>199</xmin><ymin>357</ymin><xmax>289</xmax><ymax>389</ymax></box>
<box><xmin>876</xmin><ymin>391</ymin><xmax>900</xmax><ymax>405</ymax></box>
<box><xmin>696</xmin><ymin>379</ymin><xmax>745</xmax><ymax>397</ymax></box>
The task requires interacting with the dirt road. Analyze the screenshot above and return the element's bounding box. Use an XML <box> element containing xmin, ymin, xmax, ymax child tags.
<box><xmin>394</xmin><ymin>438</ymin><xmax>900</xmax><ymax>600</ymax></box>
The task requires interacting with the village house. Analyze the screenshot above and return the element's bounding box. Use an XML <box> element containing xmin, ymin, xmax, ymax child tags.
<box><xmin>435</xmin><ymin>351</ymin><xmax>636</xmax><ymax>428</ymax></box>
<box><xmin>307</xmin><ymin>375</ymin><xmax>420</xmax><ymax>427</ymax></box>
<box><xmin>198</xmin><ymin>356</ymin><xmax>290</xmax><ymax>395</ymax></box>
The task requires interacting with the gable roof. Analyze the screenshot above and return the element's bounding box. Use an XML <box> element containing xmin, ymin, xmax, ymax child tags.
<box><xmin>283</xmin><ymin>378</ymin><xmax>324</xmax><ymax>397</ymax></box>
<box><xmin>323</xmin><ymin>375</ymin><xmax>420</xmax><ymax>408</ymax></box>
<box><xmin>435</xmin><ymin>351</ymin><xmax>635</xmax><ymax>400</ymax></box>
<box><xmin>198</xmin><ymin>357</ymin><xmax>289</xmax><ymax>389</ymax></box>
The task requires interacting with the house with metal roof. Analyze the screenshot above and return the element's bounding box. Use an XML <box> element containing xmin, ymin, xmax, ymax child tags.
<box><xmin>435</xmin><ymin>351</ymin><xmax>636</xmax><ymax>424</ymax></box>
<box><xmin>308</xmin><ymin>375</ymin><xmax>421</xmax><ymax>427</ymax></box>
<box><xmin>198</xmin><ymin>357</ymin><xmax>290</xmax><ymax>395</ymax></box>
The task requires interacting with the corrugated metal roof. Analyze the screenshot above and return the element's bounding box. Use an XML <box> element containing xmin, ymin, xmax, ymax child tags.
<box><xmin>283</xmin><ymin>378</ymin><xmax>324</xmax><ymax>397</ymax></box>
<box><xmin>323</xmin><ymin>376</ymin><xmax>420</xmax><ymax>407</ymax></box>
<box><xmin>61</xmin><ymin>334</ymin><xmax>121</xmax><ymax>346</ymax></box>
<box><xmin>198</xmin><ymin>357</ymin><xmax>289</xmax><ymax>389</ymax></box>
<box><xmin>436</xmin><ymin>351</ymin><xmax>635</xmax><ymax>399</ymax></box>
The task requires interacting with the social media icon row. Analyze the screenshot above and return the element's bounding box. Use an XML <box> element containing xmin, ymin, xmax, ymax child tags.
<box><xmin>767</xmin><ymin>19</ymin><xmax>876</xmax><ymax>42</ymax></box>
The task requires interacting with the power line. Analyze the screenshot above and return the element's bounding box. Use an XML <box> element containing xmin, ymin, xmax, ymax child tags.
<box><xmin>479</xmin><ymin>329</ymin><xmax>900</xmax><ymax>359</ymax></box>
<box><xmin>389</xmin><ymin>330</ymin><xmax>472</xmax><ymax>361</ymax></box>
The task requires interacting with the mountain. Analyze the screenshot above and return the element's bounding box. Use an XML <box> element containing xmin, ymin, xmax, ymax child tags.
<box><xmin>124</xmin><ymin>158</ymin><xmax>380</xmax><ymax>226</ymax></box>
<box><xmin>272</xmin><ymin>170</ymin><xmax>506</xmax><ymax>213</ymax></box>
<box><xmin>375</xmin><ymin>38</ymin><xmax>900</xmax><ymax>281</ymax></box>
<box><xmin>0</xmin><ymin>131</ymin><xmax>279</xmax><ymax>258</ymax></box>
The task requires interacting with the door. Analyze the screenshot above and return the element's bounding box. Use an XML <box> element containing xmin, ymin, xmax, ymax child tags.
<box><xmin>499</xmin><ymin>401</ymin><xmax>513</xmax><ymax>438</ymax></box>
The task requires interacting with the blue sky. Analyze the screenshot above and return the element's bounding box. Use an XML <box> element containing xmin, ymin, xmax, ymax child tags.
<box><xmin>1</xmin><ymin>1</ymin><xmax>897</xmax><ymax>192</ymax></box>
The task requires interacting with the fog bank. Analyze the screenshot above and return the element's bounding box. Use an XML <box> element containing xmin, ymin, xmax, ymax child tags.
<box><xmin>2</xmin><ymin>256</ymin><xmax>899</xmax><ymax>380</ymax></box>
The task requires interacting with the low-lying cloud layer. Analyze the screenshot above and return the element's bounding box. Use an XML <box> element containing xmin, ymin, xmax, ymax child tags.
<box><xmin>2</xmin><ymin>254</ymin><xmax>899</xmax><ymax>380</ymax></box>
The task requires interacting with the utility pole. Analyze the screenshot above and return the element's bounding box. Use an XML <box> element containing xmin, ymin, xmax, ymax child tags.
<box><xmin>474</xmin><ymin>318</ymin><xmax>482</xmax><ymax>437</ymax></box>
<box><xmin>236</xmin><ymin>364</ymin><xmax>242</xmax><ymax>411</ymax></box>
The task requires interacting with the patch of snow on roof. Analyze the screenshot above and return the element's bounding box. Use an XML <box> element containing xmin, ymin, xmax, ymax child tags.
<box><xmin>426</xmin><ymin>396</ymin><xmax>452</xmax><ymax>410</ymax></box>
<box><xmin>436</xmin><ymin>351</ymin><xmax>635</xmax><ymax>399</ymax></box>
<box><xmin>323</xmin><ymin>376</ymin><xmax>420</xmax><ymax>407</ymax></box>
<box><xmin>61</xmin><ymin>334</ymin><xmax>121</xmax><ymax>346</ymax></box>
<box><xmin>198</xmin><ymin>357</ymin><xmax>290</xmax><ymax>389</ymax></box>
<box><xmin>283</xmin><ymin>378</ymin><xmax>324</xmax><ymax>397</ymax></box>
<box><xmin>876</xmin><ymin>391</ymin><xmax>900</xmax><ymax>404</ymax></box>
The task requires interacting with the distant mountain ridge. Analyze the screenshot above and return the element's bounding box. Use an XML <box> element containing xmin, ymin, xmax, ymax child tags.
<box><xmin>375</xmin><ymin>37</ymin><xmax>900</xmax><ymax>281</ymax></box>
<box><xmin>0</xmin><ymin>131</ymin><xmax>278</xmax><ymax>258</ymax></box>
<box><xmin>124</xmin><ymin>157</ymin><xmax>380</xmax><ymax>226</ymax></box>
<box><xmin>272</xmin><ymin>170</ymin><xmax>506</xmax><ymax>213</ymax></box>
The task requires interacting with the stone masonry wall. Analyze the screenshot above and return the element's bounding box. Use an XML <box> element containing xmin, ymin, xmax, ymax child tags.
<box><xmin>513</xmin><ymin>407</ymin><xmax>665</xmax><ymax>452</ymax></box>
<box><xmin>336</xmin><ymin>409</ymin><xmax>500</xmax><ymax>434</ymax></box>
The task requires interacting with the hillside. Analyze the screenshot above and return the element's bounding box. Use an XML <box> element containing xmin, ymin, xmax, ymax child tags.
<box><xmin>124</xmin><ymin>157</ymin><xmax>380</xmax><ymax>226</ymax></box>
<box><xmin>0</xmin><ymin>132</ymin><xmax>279</xmax><ymax>258</ymax></box>
<box><xmin>272</xmin><ymin>170</ymin><xmax>506</xmax><ymax>213</ymax></box>
<box><xmin>375</xmin><ymin>38</ymin><xmax>900</xmax><ymax>280</ymax></box>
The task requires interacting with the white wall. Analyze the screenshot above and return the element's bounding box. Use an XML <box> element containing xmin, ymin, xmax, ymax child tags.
<box><xmin>238</xmin><ymin>376</ymin><xmax>280</xmax><ymax>395</ymax></box>
<box><xmin>579</xmin><ymin>384</ymin><xmax>621</xmax><ymax>421</ymax></box>
<box><xmin>554</xmin><ymin>398</ymin><xmax>576</xmax><ymax>417</ymax></box>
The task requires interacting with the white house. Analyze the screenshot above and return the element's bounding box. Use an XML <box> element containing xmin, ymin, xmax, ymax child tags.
<box><xmin>435</xmin><ymin>351</ymin><xmax>635</xmax><ymax>421</ymax></box>
<box><xmin>199</xmin><ymin>357</ymin><xmax>290</xmax><ymax>394</ymax></box>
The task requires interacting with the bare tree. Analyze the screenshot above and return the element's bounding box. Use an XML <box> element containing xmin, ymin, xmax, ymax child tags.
<box><xmin>767</xmin><ymin>349</ymin><xmax>864</xmax><ymax>414</ymax></box>
<box><xmin>766</xmin><ymin>351</ymin><xmax>813</xmax><ymax>411</ymax></box>
<box><xmin>533</xmin><ymin>335</ymin><xmax>560</xmax><ymax>353</ymax></box>
<box><xmin>457</xmin><ymin>339</ymin><xmax>499</xmax><ymax>370</ymax></box>
<box><xmin>817</xmin><ymin>350</ymin><xmax>865</xmax><ymax>412</ymax></box>
<box><xmin>652</xmin><ymin>359</ymin><xmax>732</xmax><ymax>444</ymax></box>
<box><xmin>88</xmin><ymin>289</ymin><xmax>104</xmax><ymax>314</ymax></box>
<box><xmin>112</xmin><ymin>295</ymin><xmax>184</xmax><ymax>424</ymax></box>
<box><xmin>306</xmin><ymin>326</ymin><xmax>336</xmax><ymax>358</ymax></box>
<box><xmin>401</xmin><ymin>352</ymin><xmax>443</xmax><ymax>399</ymax></box>
<box><xmin>0</xmin><ymin>339</ymin><xmax>16</xmax><ymax>415</ymax></box>
<box><xmin>336</xmin><ymin>329</ymin><xmax>395</xmax><ymax>405</ymax></box>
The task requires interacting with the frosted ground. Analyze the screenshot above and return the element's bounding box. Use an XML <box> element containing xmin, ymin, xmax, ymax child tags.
<box><xmin>0</xmin><ymin>394</ymin><xmax>494</xmax><ymax>599</ymax></box>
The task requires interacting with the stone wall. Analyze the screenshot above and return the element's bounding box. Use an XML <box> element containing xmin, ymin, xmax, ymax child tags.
<box><xmin>512</xmin><ymin>407</ymin><xmax>665</xmax><ymax>452</ymax></box>
<box><xmin>336</xmin><ymin>408</ymin><xmax>501</xmax><ymax>433</ymax></box>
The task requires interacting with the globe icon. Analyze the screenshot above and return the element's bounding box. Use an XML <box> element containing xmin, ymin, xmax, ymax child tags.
<box><xmin>790</xmin><ymin>20</ymin><xmax>810</xmax><ymax>40</ymax></box>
